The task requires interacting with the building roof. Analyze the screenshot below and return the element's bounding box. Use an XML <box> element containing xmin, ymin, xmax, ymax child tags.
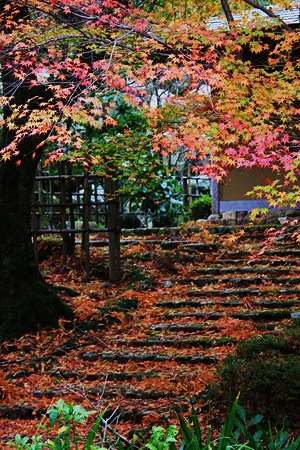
<box><xmin>207</xmin><ymin>1</ymin><xmax>300</xmax><ymax>30</ymax></box>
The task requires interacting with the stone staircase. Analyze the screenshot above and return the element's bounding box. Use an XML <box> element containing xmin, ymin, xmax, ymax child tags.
<box><xmin>0</xmin><ymin>224</ymin><xmax>299</xmax><ymax>442</ymax></box>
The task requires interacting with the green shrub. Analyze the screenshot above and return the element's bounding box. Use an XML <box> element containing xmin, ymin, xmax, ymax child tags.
<box><xmin>189</xmin><ymin>195</ymin><xmax>212</xmax><ymax>220</ymax></box>
<box><xmin>143</xmin><ymin>425</ymin><xmax>178</xmax><ymax>450</ymax></box>
<box><xmin>8</xmin><ymin>399</ymin><xmax>105</xmax><ymax>450</ymax></box>
<box><xmin>209</xmin><ymin>330</ymin><xmax>300</xmax><ymax>426</ymax></box>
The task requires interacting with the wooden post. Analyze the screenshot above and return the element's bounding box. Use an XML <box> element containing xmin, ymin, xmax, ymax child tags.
<box><xmin>83</xmin><ymin>173</ymin><xmax>91</xmax><ymax>281</ymax></box>
<box><xmin>182</xmin><ymin>176</ymin><xmax>189</xmax><ymax>209</ymax></box>
<box><xmin>182</xmin><ymin>163</ymin><xmax>189</xmax><ymax>209</ymax></box>
<box><xmin>211</xmin><ymin>179</ymin><xmax>220</xmax><ymax>215</ymax></box>
<box><xmin>67</xmin><ymin>174</ymin><xmax>75</xmax><ymax>255</ymax></box>
<box><xmin>60</xmin><ymin>177</ymin><xmax>68</xmax><ymax>267</ymax></box>
<box><xmin>105</xmin><ymin>173</ymin><xmax>121</xmax><ymax>283</ymax></box>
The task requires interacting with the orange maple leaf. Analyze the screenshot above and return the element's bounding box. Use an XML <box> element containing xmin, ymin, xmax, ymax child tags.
<box><xmin>104</xmin><ymin>116</ymin><xmax>118</xmax><ymax>126</ymax></box>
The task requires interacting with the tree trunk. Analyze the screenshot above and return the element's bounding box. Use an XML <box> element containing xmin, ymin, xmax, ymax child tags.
<box><xmin>0</xmin><ymin>134</ymin><xmax>73</xmax><ymax>341</ymax></box>
<box><xmin>0</xmin><ymin>1</ymin><xmax>74</xmax><ymax>340</ymax></box>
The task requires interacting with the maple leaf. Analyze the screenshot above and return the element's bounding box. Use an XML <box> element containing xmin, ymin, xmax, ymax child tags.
<box><xmin>2</xmin><ymin>152</ymin><xmax>11</xmax><ymax>161</ymax></box>
<box><xmin>104</xmin><ymin>116</ymin><xmax>118</xmax><ymax>126</ymax></box>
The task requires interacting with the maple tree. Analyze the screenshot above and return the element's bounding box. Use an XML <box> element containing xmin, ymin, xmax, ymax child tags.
<box><xmin>0</xmin><ymin>0</ymin><xmax>141</xmax><ymax>339</ymax></box>
<box><xmin>0</xmin><ymin>0</ymin><xmax>299</xmax><ymax>339</ymax></box>
<box><xmin>146</xmin><ymin>1</ymin><xmax>300</xmax><ymax>203</ymax></box>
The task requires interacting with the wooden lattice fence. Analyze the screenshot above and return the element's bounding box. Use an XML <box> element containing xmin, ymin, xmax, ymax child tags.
<box><xmin>31</xmin><ymin>172</ymin><xmax>210</xmax><ymax>281</ymax></box>
<box><xmin>31</xmin><ymin>173</ymin><xmax>121</xmax><ymax>282</ymax></box>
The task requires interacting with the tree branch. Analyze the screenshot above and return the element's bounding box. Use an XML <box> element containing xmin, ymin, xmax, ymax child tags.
<box><xmin>241</xmin><ymin>0</ymin><xmax>294</xmax><ymax>32</ymax></box>
<box><xmin>220</xmin><ymin>0</ymin><xmax>234</xmax><ymax>27</ymax></box>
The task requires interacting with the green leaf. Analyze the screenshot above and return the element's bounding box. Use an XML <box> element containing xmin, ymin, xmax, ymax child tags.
<box><xmin>236</xmin><ymin>404</ymin><xmax>246</xmax><ymax>423</ymax></box>
<box><xmin>217</xmin><ymin>396</ymin><xmax>240</xmax><ymax>450</ymax></box>
<box><xmin>49</xmin><ymin>410</ymin><xmax>59</xmax><ymax>427</ymax></box>
<box><xmin>145</xmin><ymin>444</ymin><xmax>158</xmax><ymax>450</ymax></box>
<box><xmin>191</xmin><ymin>405</ymin><xmax>203</xmax><ymax>448</ymax></box>
<box><xmin>248</xmin><ymin>415</ymin><xmax>264</xmax><ymax>427</ymax></box>
<box><xmin>85</xmin><ymin>415</ymin><xmax>104</xmax><ymax>448</ymax></box>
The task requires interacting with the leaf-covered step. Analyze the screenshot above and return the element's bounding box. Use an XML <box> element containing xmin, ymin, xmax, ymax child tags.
<box><xmin>194</xmin><ymin>267</ymin><xmax>300</xmax><ymax>275</ymax></box>
<box><xmin>47</xmin><ymin>369</ymin><xmax>162</xmax><ymax>382</ymax></box>
<box><xmin>164</xmin><ymin>312</ymin><xmax>222</xmax><ymax>320</ymax></box>
<box><xmin>179</xmin><ymin>277</ymin><xmax>300</xmax><ymax>287</ymax></box>
<box><xmin>160</xmin><ymin>242</ymin><xmax>218</xmax><ymax>251</ymax></box>
<box><xmin>158</xmin><ymin>298</ymin><xmax>240</xmax><ymax>308</ymax></box>
<box><xmin>224</xmin><ymin>249</ymin><xmax>300</xmax><ymax>258</ymax></box>
<box><xmin>0</xmin><ymin>403</ymin><xmax>181</xmax><ymax>424</ymax></box>
<box><xmin>266</xmin><ymin>249</ymin><xmax>300</xmax><ymax>257</ymax></box>
<box><xmin>122</xmin><ymin>389</ymin><xmax>178</xmax><ymax>399</ymax></box>
<box><xmin>157</xmin><ymin>299</ymin><xmax>215</xmax><ymax>308</ymax></box>
<box><xmin>253</xmin><ymin>299</ymin><xmax>300</xmax><ymax>308</ymax></box>
<box><xmin>32</xmin><ymin>386</ymin><xmax>180</xmax><ymax>400</ymax></box>
<box><xmin>181</xmin><ymin>243</ymin><xmax>219</xmax><ymax>251</ymax></box>
<box><xmin>157</xmin><ymin>298</ymin><xmax>300</xmax><ymax>310</ymax></box>
<box><xmin>149</xmin><ymin>323</ymin><xmax>219</xmax><ymax>332</ymax></box>
<box><xmin>81</xmin><ymin>350</ymin><xmax>218</xmax><ymax>364</ymax></box>
<box><xmin>0</xmin><ymin>405</ymin><xmax>36</xmax><ymax>420</ymax></box>
<box><xmin>231</xmin><ymin>309</ymin><xmax>293</xmax><ymax>321</ymax></box>
<box><xmin>118</xmin><ymin>336</ymin><xmax>236</xmax><ymax>348</ymax></box>
<box><xmin>188</xmin><ymin>288</ymin><xmax>300</xmax><ymax>297</ymax></box>
<box><xmin>211</xmin><ymin>259</ymin><xmax>300</xmax><ymax>267</ymax></box>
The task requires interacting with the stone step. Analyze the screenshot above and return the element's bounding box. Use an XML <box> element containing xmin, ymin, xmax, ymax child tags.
<box><xmin>49</xmin><ymin>369</ymin><xmax>161</xmax><ymax>382</ymax></box>
<box><xmin>0</xmin><ymin>402</ymin><xmax>183</xmax><ymax>424</ymax></box>
<box><xmin>232</xmin><ymin>309</ymin><xmax>294</xmax><ymax>321</ymax></box>
<box><xmin>187</xmin><ymin>288</ymin><xmax>300</xmax><ymax>297</ymax></box>
<box><xmin>82</xmin><ymin>350</ymin><xmax>219</xmax><ymax>365</ymax></box>
<box><xmin>178</xmin><ymin>277</ymin><xmax>300</xmax><ymax>287</ymax></box>
<box><xmin>152</xmin><ymin>308</ymin><xmax>295</xmax><ymax>324</ymax></box>
<box><xmin>211</xmin><ymin>259</ymin><xmax>300</xmax><ymax>267</ymax></box>
<box><xmin>224</xmin><ymin>249</ymin><xmax>300</xmax><ymax>258</ymax></box>
<box><xmin>120</xmin><ymin>224</ymin><xmax>292</xmax><ymax>238</ymax></box>
<box><xmin>254</xmin><ymin>299</ymin><xmax>300</xmax><ymax>308</ymax></box>
<box><xmin>164</xmin><ymin>312</ymin><xmax>222</xmax><ymax>320</ymax></box>
<box><xmin>148</xmin><ymin>323</ymin><xmax>218</xmax><ymax>333</ymax></box>
<box><xmin>194</xmin><ymin>267</ymin><xmax>300</xmax><ymax>275</ymax></box>
<box><xmin>157</xmin><ymin>298</ymin><xmax>300</xmax><ymax>308</ymax></box>
<box><xmin>161</xmin><ymin>242</ymin><xmax>218</xmax><ymax>251</ymax></box>
<box><xmin>33</xmin><ymin>386</ymin><xmax>179</xmax><ymax>400</ymax></box>
<box><xmin>6</xmin><ymin>369</ymin><xmax>161</xmax><ymax>382</ymax></box>
<box><xmin>157</xmin><ymin>299</ymin><xmax>215</xmax><ymax>308</ymax></box>
<box><xmin>117</xmin><ymin>336</ymin><xmax>236</xmax><ymax>348</ymax></box>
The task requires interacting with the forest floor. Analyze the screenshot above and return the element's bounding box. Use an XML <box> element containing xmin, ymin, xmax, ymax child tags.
<box><xmin>0</xmin><ymin>220</ymin><xmax>300</xmax><ymax>447</ymax></box>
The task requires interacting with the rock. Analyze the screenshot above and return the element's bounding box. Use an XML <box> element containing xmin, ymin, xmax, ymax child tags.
<box><xmin>236</xmin><ymin>211</ymin><xmax>250</xmax><ymax>225</ymax></box>
<box><xmin>222</xmin><ymin>211</ymin><xmax>236</xmax><ymax>221</ymax></box>
<box><xmin>291</xmin><ymin>312</ymin><xmax>300</xmax><ymax>325</ymax></box>
<box><xmin>278</xmin><ymin>216</ymin><xmax>288</xmax><ymax>224</ymax></box>
<box><xmin>207</xmin><ymin>214</ymin><xmax>221</xmax><ymax>223</ymax></box>
<box><xmin>222</xmin><ymin>211</ymin><xmax>236</xmax><ymax>225</ymax></box>
<box><xmin>120</xmin><ymin>213</ymin><xmax>143</xmax><ymax>229</ymax></box>
<box><xmin>66</xmin><ymin>220</ymin><xmax>99</xmax><ymax>229</ymax></box>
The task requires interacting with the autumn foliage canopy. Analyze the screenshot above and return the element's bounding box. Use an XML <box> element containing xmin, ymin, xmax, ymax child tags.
<box><xmin>0</xmin><ymin>0</ymin><xmax>299</xmax><ymax>205</ymax></box>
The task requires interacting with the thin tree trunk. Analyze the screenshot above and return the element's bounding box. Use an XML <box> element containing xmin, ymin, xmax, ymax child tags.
<box><xmin>220</xmin><ymin>0</ymin><xmax>234</xmax><ymax>26</ymax></box>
